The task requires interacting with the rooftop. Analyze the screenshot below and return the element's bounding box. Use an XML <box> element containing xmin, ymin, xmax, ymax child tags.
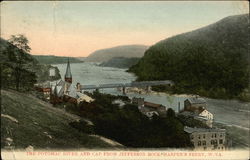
<box><xmin>184</xmin><ymin>126</ymin><xmax>225</xmax><ymax>134</ymax></box>
<box><xmin>144</xmin><ymin>101</ymin><xmax>163</xmax><ymax>108</ymax></box>
<box><xmin>186</xmin><ymin>97</ymin><xmax>206</xmax><ymax>104</ymax></box>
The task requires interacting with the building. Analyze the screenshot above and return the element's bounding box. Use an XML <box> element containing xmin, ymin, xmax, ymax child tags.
<box><xmin>49</xmin><ymin>59</ymin><xmax>94</xmax><ymax>105</ymax></box>
<box><xmin>181</xmin><ymin>97</ymin><xmax>213</xmax><ymax>127</ymax></box>
<box><xmin>132</xmin><ymin>97</ymin><xmax>167</xmax><ymax>118</ymax></box>
<box><xmin>184</xmin><ymin>126</ymin><xmax>226</xmax><ymax>150</ymax></box>
<box><xmin>34</xmin><ymin>82</ymin><xmax>52</xmax><ymax>100</ymax></box>
<box><xmin>64</xmin><ymin>58</ymin><xmax>72</xmax><ymax>83</ymax></box>
<box><xmin>184</xmin><ymin>97</ymin><xmax>206</xmax><ymax>111</ymax></box>
<box><xmin>179</xmin><ymin>111</ymin><xmax>213</xmax><ymax>128</ymax></box>
<box><xmin>131</xmin><ymin>97</ymin><xmax>144</xmax><ymax>106</ymax></box>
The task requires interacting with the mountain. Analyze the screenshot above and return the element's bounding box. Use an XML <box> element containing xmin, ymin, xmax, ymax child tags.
<box><xmin>33</xmin><ymin>55</ymin><xmax>83</xmax><ymax>64</ymax></box>
<box><xmin>129</xmin><ymin>14</ymin><xmax>249</xmax><ymax>100</ymax></box>
<box><xmin>85</xmin><ymin>45</ymin><xmax>148</xmax><ymax>62</ymax></box>
<box><xmin>1</xmin><ymin>89</ymin><xmax>121</xmax><ymax>149</ymax></box>
<box><xmin>99</xmin><ymin>57</ymin><xmax>140</xmax><ymax>68</ymax></box>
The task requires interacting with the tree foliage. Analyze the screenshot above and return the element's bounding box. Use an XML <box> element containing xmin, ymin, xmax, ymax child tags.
<box><xmin>76</xmin><ymin>92</ymin><xmax>192</xmax><ymax>148</ymax></box>
<box><xmin>129</xmin><ymin>14</ymin><xmax>249</xmax><ymax>100</ymax></box>
<box><xmin>0</xmin><ymin>35</ymin><xmax>60</xmax><ymax>91</ymax></box>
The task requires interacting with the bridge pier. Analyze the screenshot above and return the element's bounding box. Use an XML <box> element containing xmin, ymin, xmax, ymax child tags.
<box><xmin>146</xmin><ymin>86</ymin><xmax>151</xmax><ymax>93</ymax></box>
<box><xmin>122</xmin><ymin>87</ymin><xmax>126</xmax><ymax>95</ymax></box>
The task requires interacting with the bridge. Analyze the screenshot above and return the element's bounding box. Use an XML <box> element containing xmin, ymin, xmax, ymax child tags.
<box><xmin>79</xmin><ymin>80</ymin><xmax>174</xmax><ymax>94</ymax></box>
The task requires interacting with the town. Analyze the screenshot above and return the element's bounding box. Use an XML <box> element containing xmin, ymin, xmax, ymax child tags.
<box><xmin>35</xmin><ymin>59</ymin><xmax>229</xmax><ymax>150</ymax></box>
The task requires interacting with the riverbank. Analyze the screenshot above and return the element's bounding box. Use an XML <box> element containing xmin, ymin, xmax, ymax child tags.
<box><xmin>138</xmin><ymin>90</ymin><xmax>250</xmax><ymax>130</ymax></box>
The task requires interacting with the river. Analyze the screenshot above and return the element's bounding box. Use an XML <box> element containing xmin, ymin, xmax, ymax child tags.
<box><xmin>54</xmin><ymin>62</ymin><xmax>250</xmax><ymax>130</ymax></box>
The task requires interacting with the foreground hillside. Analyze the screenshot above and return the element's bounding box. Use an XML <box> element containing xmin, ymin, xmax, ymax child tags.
<box><xmin>33</xmin><ymin>55</ymin><xmax>83</xmax><ymax>64</ymax></box>
<box><xmin>85</xmin><ymin>45</ymin><xmax>148</xmax><ymax>62</ymax></box>
<box><xmin>129</xmin><ymin>14</ymin><xmax>249</xmax><ymax>100</ymax></box>
<box><xmin>1</xmin><ymin>90</ymin><xmax>120</xmax><ymax>149</ymax></box>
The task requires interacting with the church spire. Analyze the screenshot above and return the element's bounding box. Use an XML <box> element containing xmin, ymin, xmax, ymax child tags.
<box><xmin>65</xmin><ymin>58</ymin><xmax>72</xmax><ymax>83</ymax></box>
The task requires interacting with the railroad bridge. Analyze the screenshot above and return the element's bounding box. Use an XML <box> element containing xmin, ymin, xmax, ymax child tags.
<box><xmin>78</xmin><ymin>80</ymin><xmax>174</xmax><ymax>94</ymax></box>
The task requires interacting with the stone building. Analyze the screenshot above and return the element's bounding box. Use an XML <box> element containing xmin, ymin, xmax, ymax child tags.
<box><xmin>184</xmin><ymin>126</ymin><xmax>226</xmax><ymax>150</ymax></box>
<box><xmin>184</xmin><ymin>97</ymin><xmax>206</xmax><ymax>111</ymax></box>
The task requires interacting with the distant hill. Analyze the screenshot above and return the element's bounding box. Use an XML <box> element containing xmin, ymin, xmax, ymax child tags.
<box><xmin>85</xmin><ymin>45</ymin><xmax>148</xmax><ymax>62</ymax></box>
<box><xmin>129</xmin><ymin>14</ymin><xmax>249</xmax><ymax>100</ymax></box>
<box><xmin>99</xmin><ymin>57</ymin><xmax>140</xmax><ymax>69</ymax></box>
<box><xmin>1</xmin><ymin>89</ymin><xmax>120</xmax><ymax>149</ymax></box>
<box><xmin>33</xmin><ymin>55</ymin><xmax>83</xmax><ymax>64</ymax></box>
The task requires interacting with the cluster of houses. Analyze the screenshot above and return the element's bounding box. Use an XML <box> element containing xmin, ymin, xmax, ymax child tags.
<box><xmin>131</xmin><ymin>96</ymin><xmax>227</xmax><ymax>151</ymax></box>
<box><xmin>35</xmin><ymin>59</ymin><xmax>227</xmax><ymax>151</ymax></box>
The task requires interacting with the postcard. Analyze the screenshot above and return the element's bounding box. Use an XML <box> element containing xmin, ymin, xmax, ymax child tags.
<box><xmin>1</xmin><ymin>1</ymin><xmax>249</xmax><ymax>160</ymax></box>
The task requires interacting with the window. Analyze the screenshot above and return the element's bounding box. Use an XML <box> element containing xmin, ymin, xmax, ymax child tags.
<box><xmin>191</xmin><ymin>135</ymin><xmax>194</xmax><ymax>139</ymax></box>
<box><xmin>198</xmin><ymin>135</ymin><xmax>201</xmax><ymax>139</ymax></box>
<box><xmin>214</xmin><ymin>140</ymin><xmax>218</xmax><ymax>145</ymax></box>
<box><xmin>203</xmin><ymin>134</ymin><xmax>205</xmax><ymax>138</ymax></box>
<box><xmin>211</xmin><ymin>134</ymin><xmax>214</xmax><ymax>138</ymax></box>
<box><xmin>202</xmin><ymin>141</ymin><xmax>206</xmax><ymax>146</ymax></box>
<box><xmin>198</xmin><ymin>141</ymin><xmax>201</xmax><ymax>146</ymax></box>
<box><xmin>211</xmin><ymin>140</ymin><xmax>213</xmax><ymax>145</ymax></box>
<box><xmin>215</xmin><ymin>134</ymin><xmax>217</xmax><ymax>138</ymax></box>
<box><xmin>219</xmin><ymin>139</ymin><xmax>223</xmax><ymax>144</ymax></box>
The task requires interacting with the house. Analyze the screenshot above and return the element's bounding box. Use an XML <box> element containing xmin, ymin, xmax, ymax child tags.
<box><xmin>181</xmin><ymin>97</ymin><xmax>213</xmax><ymax>127</ymax></box>
<box><xmin>34</xmin><ymin>82</ymin><xmax>52</xmax><ymax>100</ymax></box>
<box><xmin>143</xmin><ymin>101</ymin><xmax>167</xmax><ymax>117</ymax></box>
<box><xmin>184</xmin><ymin>126</ymin><xmax>226</xmax><ymax>150</ymax></box>
<box><xmin>179</xmin><ymin>111</ymin><xmax>213</xmax><ymax>128</ymax></box>
<box><xmin>131</xmin><ymin>97</ymin><xmax>144</xmax><ymax>106</ymax></box>
<box><xmin>132</xmin><ymin>97</ymin><xmax>167</xmax><ymax>118</ymax></box>
<box><xmin>184</xmin><ymin>97</ymin><xmax>206</xmax><ymax>111</ymax></box>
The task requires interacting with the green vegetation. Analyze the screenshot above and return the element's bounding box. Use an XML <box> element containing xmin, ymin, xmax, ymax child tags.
<box><xmin>99</xmin><ymin>57</ymin><xmax>140</xmax><ymax>68</ymax></box>
<box><xmin>85</xmin><ymin>45</ymin><xmax>148</xmax><ymax>62</ymax></box>
<box><xmin>129</xmin><ymin>14</ymin><xmax>249</xmax><ymax>101</ymax></box>
<box><xmin>70</xmin><ymin>91</ymin><xmax>192</xmax><ymax>148</ymax></box>
<box><xmin>0</xmin><ymin>36</ymin><xmax>60</xmax><ymax>91</ymax></box>
<box><xmin>1</xmin><ymin>90</ymin><xmax>115</xmax><ymax>149</ymax></box>
<box><xmin>33</xmin><ymin>55</ymin><xmax>83</xmax><ymax>64</ymax></box>
<box><xmin>177</xmin><ymin>115</ymin><xmax>210</xmax><ymax>129</ymax></box>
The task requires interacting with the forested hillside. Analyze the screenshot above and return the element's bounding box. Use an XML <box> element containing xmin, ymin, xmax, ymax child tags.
<box><xmin>85</xmin><ymin>45</ymin><xmax>148</xmax><ymax>62</ymax></box>
<box><xmin>99</xmin><ymin>57</ymin><xmax>140</xmax><ymax>68</ymax></box>
<box><xmin>0</xmin><ymin>36</ymin><xmax>60</xmax><ymax>91</ymax></box>
<box><xmin>129</xmin><ymin>14</ymin><xmax>249</xmax><ymax>100</ymax></box>
<box><xmin>33</xmin><ymin>55</ymin><xmax>83</xmax><ymax>64</ymax></box>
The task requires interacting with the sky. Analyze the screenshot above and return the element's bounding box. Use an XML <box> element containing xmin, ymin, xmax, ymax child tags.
<box><xmin>1</xmin><ymin>1</ymin><xmax>249</xmax><ymax>57</ymax></box>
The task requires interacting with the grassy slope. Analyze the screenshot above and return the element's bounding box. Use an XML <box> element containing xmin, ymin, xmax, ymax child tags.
<box><xmin>1</xmin><ymin>90</ymin><xmax>118</xmax><ymax>150</ymax></box>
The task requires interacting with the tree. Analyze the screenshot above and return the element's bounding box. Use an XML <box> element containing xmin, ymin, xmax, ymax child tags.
<box><xmin>167</xmin><ymin>108</ymin><xmax>176</xmax><ymax>118</ymax></box>
<box><xmin>8</xmin><ymin>34</ymin><xmax>33</xmax><ymax>90</ymax></box>
<box><xmin>8</xmin><ymin>34</ymin><xmax>31</xmax><ymax>53</ymax></box>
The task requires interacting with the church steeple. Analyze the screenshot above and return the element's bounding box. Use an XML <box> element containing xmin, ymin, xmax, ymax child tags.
<box><xmin>65</xmin><ymin>58</ymin><xmax>72</xmax><ymax>83</ymax></box>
